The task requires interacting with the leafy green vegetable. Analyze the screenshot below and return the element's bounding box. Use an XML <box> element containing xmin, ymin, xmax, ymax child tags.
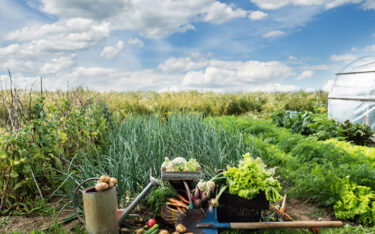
<box><xmin>270</xmin><ymin>110</ymin><xmax>374</xmax><ymax>146</ymax></box>
<box><xmin>186</xmin><ymin>158</ymin><xmax>200</xmax><ymax>171</ymax></box>
<box><xmin>324</xmin><ymin>139</ymin><xmax>375</xmax><ymax>162</ymax></box>
<box><xmin>334</xmin><ymin>182</ymin><xmax>375</xmax><ymax>225</ymax></box>
<box><xmin>162</xmin><ymin>156</ymin><xmax>201</xmax><ymax>171</ymax></box>
<box><xmin>224</xmin><ymin>153</ymin><xmax>283</xmax><ymax>202</ymax></box>
<box><xmin>171</xmin><ymin>157</ymin><xmax>187</xmax><ymax>171</ymax></box>
<box><xmin>147</xmin><ymin>182</ymin><xmax>177</xmax><ymax>216</ymax></box>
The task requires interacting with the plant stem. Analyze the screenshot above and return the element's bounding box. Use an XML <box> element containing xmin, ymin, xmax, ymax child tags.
<box><xmin>0</xmin><ymin>166</ymin><xmax>12</xmax><ymax>211</ymax></box>
<box><xmin>30</xmin><ymin>167</ymin><xmax>44</xmax><ymax>200</ymax></box>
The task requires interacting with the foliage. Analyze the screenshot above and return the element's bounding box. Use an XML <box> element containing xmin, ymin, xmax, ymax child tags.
<box><xmin>270</xmin><ymin>110</ymin><xmax>374</xmax><ymax>145</ymax></box>
<box><xmin>212</xmin><ymin>115</ymin><xmax>375</xmax><ymax>225</ymax></box>
<box><xmin>224</xmin><ymin>153</ymin><xmax>283</xmax><ymax>202</ymax></box>
<box><xmin>60</xmin><ymin>114</ymin><xmax>255</xmax><ymax>209</ymax></box>
<box><xmin>99</xmin><ymin>90</ymin><xmax>327</xmax><ymax>119</ymax></box>
<box><xmin>340</xmin><ymin>120</ymin><xmax>374</xmax><ymax>146</ymax></box>
<box><xmin>324</xmin><ymin>139</ymin><xmax>375</xmax><ymax>161</ymax></box>
<box><xmin>147</xmin><ymin>182</ymin><xmax>177</xmax><ymax>216</ymax></box>
<box><xmin>0</xmin><ymin>96</ymin><xmax>111</xmax><ymax>213</ymax></box>
<box><xmin>334</xmin><ymin>182</ymin><xmax>375</xmax><ymax>225</ymax></box>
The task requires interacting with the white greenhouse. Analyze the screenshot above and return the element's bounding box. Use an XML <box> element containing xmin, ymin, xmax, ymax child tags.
<box><xmin>328</xmin><ymin>56</ymin><xmax>375</xmax><ymax>131</ymax></box>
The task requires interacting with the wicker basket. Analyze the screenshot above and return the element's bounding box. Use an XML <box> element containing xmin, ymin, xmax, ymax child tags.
<box><xmin>160</xmin><ymin>205</ymin><xmax>179</xmax><ymax>225</ymax></box>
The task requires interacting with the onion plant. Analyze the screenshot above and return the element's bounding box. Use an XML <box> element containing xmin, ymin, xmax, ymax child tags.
<box><xmin>60</xmin><ymin>114</ymin><xmax>256</xmax><ymax>207</ymax></box>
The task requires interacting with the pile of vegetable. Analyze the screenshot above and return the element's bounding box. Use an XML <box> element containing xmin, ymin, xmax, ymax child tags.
<box><xmin>224</xmin><ymin>153</ymin><xmax>283</xmax><ymax>202</ymax></box>
<box><xmin>95</xmin><ymin>175</ymin><xmax>118</xmax><ymax>191</ymax></box>
<box><xmin>162</xmin><ymin>157</ymin><xmax>200</xmax><ymax>172</ymax></box>
<box><xmin>148</xmin><ymin>183</ymin><xmax>178</xmax><ymax>216</ymax></box>
<box><xmin>186</xmin><ymin>180</ymin><xmax>214</xmax><ymax>208</ymax></box>
<box><xmin>136</xmin><ymin>221</ymin><xmax>189</xmax><ymax>234</ymax></box>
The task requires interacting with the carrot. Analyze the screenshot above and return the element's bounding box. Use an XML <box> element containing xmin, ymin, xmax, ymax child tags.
<box><xmin>177</xmin><ymin>194</ymin><xmax>189</xmax><ymax>204</ymax></box>
<box><xmin>176</xmin><ymin>206</ymin><xmax>183</xmax><ymax>214</ymax></box>
<box><xmin>167</xmin><ymin>201</ymin><xmax>189</xmax><ymax>209</ymax></box>
<box><xmin>168</xmin><ymin>198</ymin><xmax>189</xmax><ymax>207</ymax></box>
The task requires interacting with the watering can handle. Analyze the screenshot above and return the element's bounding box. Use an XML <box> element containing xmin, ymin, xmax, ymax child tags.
<box><xmin>72</xmin><ymin>177</ymin><xmax>100</xmax><ymax>224</ymax></box>
<box><xmin>117</xmin><ymin>176</ymin><xmax>161</xmax><ymax>225</ymax></box>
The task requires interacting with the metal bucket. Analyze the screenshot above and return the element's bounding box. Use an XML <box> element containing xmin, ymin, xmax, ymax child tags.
<box><xmin>82</xmin><ymin>186</ymin><xmax>118</xmax><ymax>234</ymax></box>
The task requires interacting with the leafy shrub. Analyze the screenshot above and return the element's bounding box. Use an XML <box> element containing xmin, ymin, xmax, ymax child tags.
<box><xmin>271</xmin><ymin>110</ymin><xmax>374</xmax><ymax>146</ymax></box>
<box><xmin>0</xmin><ymin>97</ymin><xmax>111</xmax><ymax>213</ymax></box>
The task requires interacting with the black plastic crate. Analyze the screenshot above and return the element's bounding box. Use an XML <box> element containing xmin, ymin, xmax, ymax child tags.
<box><xmin>217</xmin><ymin>191</ymin><xmax>269</xmax><ymax>222</ymax></box>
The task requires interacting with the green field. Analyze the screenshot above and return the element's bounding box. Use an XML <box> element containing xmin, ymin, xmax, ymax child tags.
<box><xmin>0</xmin><ymin>89</ymin><xmax>374</xmax><ymax>233</ymax></box>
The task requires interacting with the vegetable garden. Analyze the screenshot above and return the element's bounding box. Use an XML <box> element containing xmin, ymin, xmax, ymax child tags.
<box><xmin>0</xmin><ymin>88</ymin><xmax>374</xmax><ymax>233</ymax></box>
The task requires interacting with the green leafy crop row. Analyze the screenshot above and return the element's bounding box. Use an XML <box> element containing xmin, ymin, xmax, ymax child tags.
<box><xmin>270</xmin><ymin>110</ymin><xmax>374</xmax><ymax>146</ymax></box>
<box><xmin>211</xmin><ymin>116</ymin><xmax>375</xmax><ymax>225</ymax></box>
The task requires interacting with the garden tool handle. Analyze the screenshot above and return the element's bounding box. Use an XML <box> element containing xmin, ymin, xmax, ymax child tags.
<box><xmin>230</xmin><ymin>221</ymin><xmax>344</xmax><ymax>229</ymax></box>
<box><xmin>117</xmin><ymin>176</ymin><xmax>161</xmax><ymax>225</ymax></box>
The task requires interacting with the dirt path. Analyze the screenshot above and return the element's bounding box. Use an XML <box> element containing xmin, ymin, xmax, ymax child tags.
<box><xmin>0</xmin><ymin>199</ymin><xmax>339</xmax><ymax>233</ymax></box>
<box><xmin>0</xmin><ymin>211</ymin><xmax>81</xmax><ymax>233</ymax></box>
<box><xmin>285</xmin><ymin>198</ymin><xmax>335</xmax><ymax>221</ymax></box>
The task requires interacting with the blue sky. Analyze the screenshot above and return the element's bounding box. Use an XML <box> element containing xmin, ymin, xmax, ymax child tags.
<box><xmin>0</xmin><ymin>0</ymin><xmax>374</xmax><ymax>92</ymax></box>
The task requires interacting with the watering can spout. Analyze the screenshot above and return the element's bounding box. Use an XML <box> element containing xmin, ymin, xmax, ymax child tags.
<box><xmin>117</xmin><ymin>176</ymin><xmax>161</xmax><ymax>225</ymax></box>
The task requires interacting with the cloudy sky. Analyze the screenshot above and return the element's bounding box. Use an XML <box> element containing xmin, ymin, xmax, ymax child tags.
<box><xmin>0</xmin><ymin>0</ymin><xmax>375</xmax><ymax>92</ymax></box>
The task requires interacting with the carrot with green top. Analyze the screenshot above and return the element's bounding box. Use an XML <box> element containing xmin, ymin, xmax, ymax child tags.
<box><xmin>177</xmin><ymin>194</ymin><xmax>189</xmax><ymax>204</ymax></box>
<box><xmin>168</xmin><ymin>198</ymin><xmax>189</xmax><ymax>208</ymax></box>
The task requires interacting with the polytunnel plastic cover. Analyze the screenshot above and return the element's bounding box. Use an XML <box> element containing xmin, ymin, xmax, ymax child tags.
<box><xmin>328</xmin><ymin>56</ymin><xmax>375</xmax><ymax>131</ymax></box>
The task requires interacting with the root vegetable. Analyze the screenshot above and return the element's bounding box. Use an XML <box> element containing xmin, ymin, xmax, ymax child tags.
<box><xmin>109</xmin><ymin>182</ymin><xmax>115</xmax><ymax>188</ymax></box>
<box><xmin>99</xmin><ymin>175</ymin><xmax>110</xmax><ymax>183</ymax></box>
<box><xmin>206</xmin><ymin>181</ymin><xmax>215</xmax><ymax>193</ymax></box>
<box><xmin>136</xmin><ymin>228</ymin><xmax>145</xmax><ymax>234</ymax></box>
<box><xmin>175</xmin><ymin>224</ymin><xmax>187</xmax><ymax>233</ymax></box>
<box><xmin>95</xmin><ymin>182</ymin><xmax>109</xmax><ymax>191</ymax></box>
<box><xmin>110</xmin><ymin>177</ymin><xmax>117</xmax><ymax>185</ymax></box>
<box><xmin>200</xmin><ymin>191</ymin><xmax>206</xmax><ymax>201</ymax></box>
<box><xmin>159</xmin><ymin>230</ymin><xmax>169</xmax><ymax>234</ymax></box>
<box><xmin>172</xmin><ymin>232</ymin><xmax>179</xmax><ymax>234</ymax></box>
<box><xmin>197</xmin><ymin>181</ymin><xmax>206</xmax><ymax>191</ymax></box>
<box><xmin>193</xmin><ymin>198</ymin><xmax>202</xmax><ymax>208</ymax></box>
<box><xmin>194</xmin><ymin>187</ymin><xmax>199</xmax><ymax>198</ymax></box>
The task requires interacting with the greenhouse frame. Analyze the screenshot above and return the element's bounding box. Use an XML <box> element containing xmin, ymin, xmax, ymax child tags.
<box><xmin>328</xmin><ymin>56</ymin><xmax>375</xmax><ymax>131</ymax></box>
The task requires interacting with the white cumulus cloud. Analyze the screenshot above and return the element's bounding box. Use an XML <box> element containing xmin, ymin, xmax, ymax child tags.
<box><xmin>262</xmin><ymin>30</ymin><xmax>285</xmax><ymax>38</ymax></box>
<box><xmin>0</xmin><ymin>18</ymin><xmax>109</xmax><ymax>75</ymax></box>
<box><xmin>249</xmin><ymin>11</ymin><xmax>268</xmax><ymax>20</ymax></box>
<box><xmin>128</xmin><ymin>38</ymin><xmax>144</xmax><ymax>48</ymax></box>
<box><xmin>330</xmin><ymin>53</ymin><xmax>358</xmax><ymax>62</ymax></box>
<box><xmin>250</xmin><ymin>0</ymin><xmax>368</xmax><ymax>10</ymax></box>
<box><xmin>38</xmin><ymin>0</ymin><xmax>249</xmax><ymax>39</ymax></box>
<box><xmin>100</xmin><ymin>41</ymin><xmax>125</xmax><ymax>59</ymax></box>
<box><xmin>296</xmin><ymin>70</ymin><xmax>314</xmax><ymax>80</ymax></box>
<box><xmin>200</xmin><ymin>1</ymin><xmax>248</xmax><ymax>24</ymax></box>
<box><xmin>1</xmin><ymin>55</ymin><xmax>298</xmax><ymax>92</ymax></box>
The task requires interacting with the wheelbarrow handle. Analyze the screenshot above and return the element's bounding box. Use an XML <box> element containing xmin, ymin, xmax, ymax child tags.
<box><xmin>230</xmin><ymin>221</ymin><xmax>344</xmax><ymax>229</ymax></box>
